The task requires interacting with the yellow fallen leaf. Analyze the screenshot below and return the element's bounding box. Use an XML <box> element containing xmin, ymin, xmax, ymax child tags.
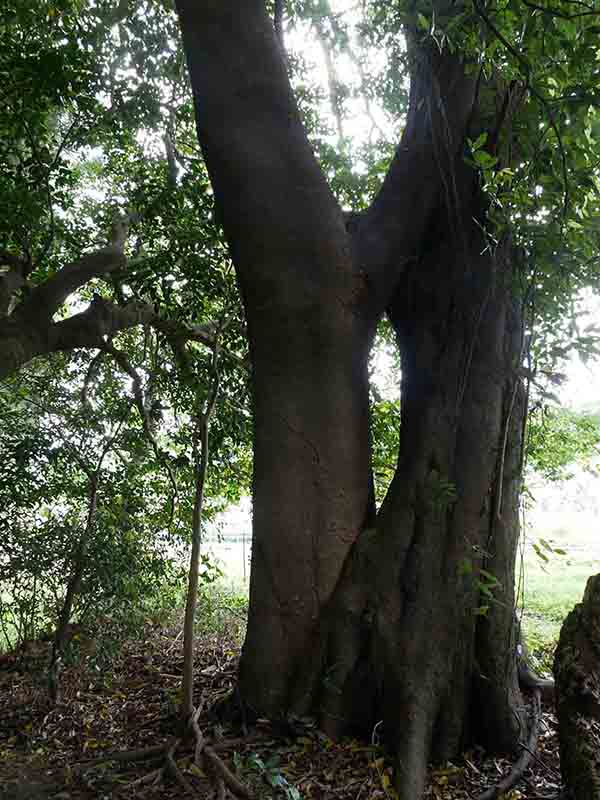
<box><xmin>189</xmin><ymin>763</ymin><xmax>206</xmax><ymax>778</ymax></box>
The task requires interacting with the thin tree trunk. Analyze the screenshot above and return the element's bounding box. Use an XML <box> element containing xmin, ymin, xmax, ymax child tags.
<box><xmin>181</xmin><ymin>353</ymin><xmax>219</xmax><ymax>721</ymax></box>
<box><xmin>48</xmin><ymin>473</ymin><xmax>98</xmax><ymax>703</ymax></box>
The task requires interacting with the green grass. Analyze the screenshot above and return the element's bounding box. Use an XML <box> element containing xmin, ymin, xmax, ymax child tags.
<box><xmin>519</xmin><ymin>539</ymin><xmax>600</xmax><ymax>672</ymax></box>
<box><xmin>195</xmin><ymin>580</ymin><xmax>249</xmax><ymax>642</ymax></box>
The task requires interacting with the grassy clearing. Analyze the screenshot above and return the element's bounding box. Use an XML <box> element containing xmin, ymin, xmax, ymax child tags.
<box><xmin>519</xmin><ymin>516</ymin><xmax>600</xmax><ymax>671</ymax></box>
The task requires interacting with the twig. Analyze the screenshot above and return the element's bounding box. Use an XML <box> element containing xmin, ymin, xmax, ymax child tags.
<box><xmin>521</xmin><ymin>0</ymin><xmax>600</xmax><ymax>18</ymax></box>
<box><xmin>102</xmin><ymin>342</ymin><xmax>179</xmax><ymax>524</ymax></box>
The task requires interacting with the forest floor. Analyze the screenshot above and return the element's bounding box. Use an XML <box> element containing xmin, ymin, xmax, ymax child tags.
<box><xmin>0</xmin><ymin>600</ymin><xmax>565</xmax><ymax>800</ymax></box>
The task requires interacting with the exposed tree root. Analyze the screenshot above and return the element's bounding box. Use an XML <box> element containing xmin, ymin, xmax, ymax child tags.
<box><xmin>516</xmin><ymin>615</ymin><xmax>555</xmax><ymax>704</ymax></box>
<box><xmin>76</xmin><ymin>709</ymin><xmax>253</xmax><ymax>798</ymax></box>
<box><xmin>518</xmin><ymin>649</ymin><xmax>555</xmax><ymax>703</ymax></box>
<box><xmin>76</xmin><ymin>740</ymin><xmax>173</xmax><ymax>766</ymax></box>
<box><xmin>477</xmin><ymin>688</ymin><xmax>542</xmax><ymax>800</ymax></box>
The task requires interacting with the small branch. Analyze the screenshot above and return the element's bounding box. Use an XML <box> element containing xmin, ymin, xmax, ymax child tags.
<box><xmin>164</xmin><ymin>126</ymin><xmax>179</xmax><ymax>188</ymax></box>
<box><xmin>48</xmin><ymin>472</ymin><xmax>98</xmax><ymax>702</ymax></box>
<box><xmin>319</xmin><ymin>1</ymin><xmax>387</xmax><ymax>142</ymax></box>
<box><xmin>47</xmin><ymin>405</ymin><xmax>131</xmax><ymax>702</ymax></box>
<box><xmin>81</xmin><ymin>349</ymin><xmax>106</xmax><ymax>406</ymax></box>
<box><xmin>313</xmin><ymin>18</ymin><xmax>344</xmax><ymax>146</ymax></box>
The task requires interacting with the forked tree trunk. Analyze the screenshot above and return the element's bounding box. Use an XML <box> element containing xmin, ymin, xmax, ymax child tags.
<box><xmin>175</xmin><ymin>2</ymin><xmax>526</xmax><ymax>796</ymax></box>
<box><xmin>238</xmin><ymin>201</ymin><xmax>526</xmax><ymax>798</ymax></box>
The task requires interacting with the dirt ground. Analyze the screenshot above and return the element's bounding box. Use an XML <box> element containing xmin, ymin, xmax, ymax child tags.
<box><xmin>0</xmin><ymin>621</ymin><xmax>564</xmax><ymax>800</ymax></box>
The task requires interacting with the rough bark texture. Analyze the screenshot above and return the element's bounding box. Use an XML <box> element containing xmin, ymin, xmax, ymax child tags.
<box><xmin>312</xmin><ymin>198</ymin><xmax>525</xmax><ymax>797</ymax></box>
<box><xmin>554</xmin><ymin>573</ymin><xmax>600</xmax><ymax>800</ymax></box>
<box><xmin>174</xmin><ymin>2</ymin><xmax>526</xmax><ymax>796</ymax></box>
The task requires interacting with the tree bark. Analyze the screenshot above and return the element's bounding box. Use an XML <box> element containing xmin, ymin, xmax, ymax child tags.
<box><xmin>554</xmin><ymin>573</ymin><xmax>600</xmax><ymax>800</ymax></box>
<box><xmin>175</xmin><ymin>2</ymin><xmax>526</xmax><ymax>795</ymax></box>
<box><xmin>371</xmin><ymin>223</ymin><xmax>524</xmax><ymax>795</ymax></box>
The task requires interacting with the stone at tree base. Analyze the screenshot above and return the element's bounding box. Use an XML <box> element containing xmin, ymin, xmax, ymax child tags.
<box><xmin>554</xmin><ymin>573</ymin><xmax>600</xmax><ymax>800</ymax></box>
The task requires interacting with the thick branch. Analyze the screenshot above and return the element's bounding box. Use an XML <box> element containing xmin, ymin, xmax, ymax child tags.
<box><xmin>0</xmin><ymin>292</ymin><xmax>227</xmax><ymax>382</ymax></box>
<box><xmin>356</xmin><ymin>36</ymin><xmax>479</xmax><ymax>308</ymax></box>
<box><xmin>175</xmin><ymin>0</ymin><xmax>349</xmax><ymax>301</ymax></box>
<box><xmin>51</xmin><ymin>295</ymin><xmax>156</xmax><ymax>352</ymax></box>
<box><xmin>26</xmin><ymin>247</ymin><xmax>126</xmax><ymax>319</ymax></box>
<box><xmin>25</xmin><ymin>215</ymin><xmax>132</xmax><ymax>318</ymax></box>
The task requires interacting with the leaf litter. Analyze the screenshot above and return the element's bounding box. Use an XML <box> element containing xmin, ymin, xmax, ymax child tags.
<box><xmin>0</xmin><ymin>617</ymin><xmax>564</xmax><ymax>800</ymax></box>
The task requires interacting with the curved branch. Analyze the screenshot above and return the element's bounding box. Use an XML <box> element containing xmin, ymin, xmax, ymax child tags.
<box><xmin>27</xmin><ymin>248</ymin><xmax>127</xmax><ymax>318</ymax></box>
<box><xmin>25</xmin><ymin>213</ymin><xmax>133</xmax><ymax>318</ymax></box>
<box><xmin>174</xmin><ymin>0</ymin><xmax>347</xmax><ymax>299</ymax></box>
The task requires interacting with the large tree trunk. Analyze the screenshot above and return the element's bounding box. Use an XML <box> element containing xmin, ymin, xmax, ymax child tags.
<box><xmin>242</xmin><ymin>204</ymin><xmax>526</xmax><ymax>798</ymax></box>
<box><xmin>361</xmin><ymin>223</ymin><xmax>524</xmax><ymax>796</ymax></box>
<box><xmin>175</xmin><ymin>2</ymin><xmax>526</xmax><ymax>796</ymax></box>
<box><xmin>238</xmin><ymin>284</ymin><xmax>375</xmax><ymax>714</ymax></box>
